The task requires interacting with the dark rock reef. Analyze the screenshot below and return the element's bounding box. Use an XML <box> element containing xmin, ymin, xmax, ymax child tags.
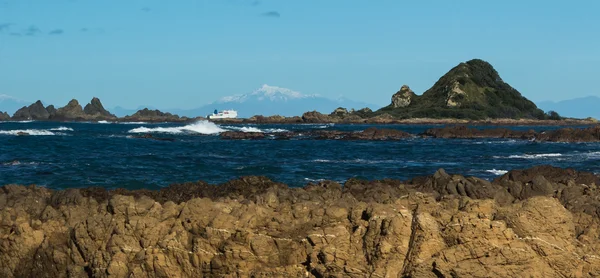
<box><xmin>423</xmin><ymin>125</ymin><xmax>600</xmax><ymax>142</ymax></box>
<box><xmin>121</xmin><ymin>108</ymin><xmax>192</xmax><ymax>123</ymax></box>
<box><xmin>220</xmin><ymin>127</ymin><xmax>413</xmax><ymax>141</ymax></box>
<box><xmin>1</xmin><ymin>166</ymin><xmax>600</xmax><ymax>277</ymax></box>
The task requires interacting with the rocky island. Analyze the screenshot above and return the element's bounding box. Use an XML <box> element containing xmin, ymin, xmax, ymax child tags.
<box><xmin>1</xmin><ymin>166</ymin><xmax>600</xmax><ymax>277</ymax></box>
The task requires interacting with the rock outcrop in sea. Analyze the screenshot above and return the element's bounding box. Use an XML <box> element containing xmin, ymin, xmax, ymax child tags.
<box><xmin>83</xmin><ymin>97</ymin><xmax>117</xmax><ymax>119</ymax></box>
<box><xmin>12</xmin><ymin>100</ymin><xmax>50</xmax><ymax>120</ymax></box>
<box><xmin>120</xmin><ymin>108</ymin><xmax>191</xmax><ymax>123</ymax></box>
<box><xmin>0</xmin><ymin>111</ymin><xmax>9</xmax><ymax>121</ymax></box>
<box><xmin>8</xmin><ymin>98</ymin><xmax>117</xmax><ymax>121</ymax></box>
<box><xmin>1</xmin><ymin>166</ymin><xmax>600</xmax><ymax>277</ymax></box>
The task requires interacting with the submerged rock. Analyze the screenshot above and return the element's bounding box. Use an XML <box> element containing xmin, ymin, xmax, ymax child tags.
<box><xmin>220</xmin><ymin>131</ymin><xmax>265</xmax><ymax>140</ymax></box>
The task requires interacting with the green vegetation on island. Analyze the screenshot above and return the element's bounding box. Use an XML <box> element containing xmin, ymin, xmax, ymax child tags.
<box><xmin>373</xmin><ymin>59</ymin><xmax>557</xmax><ymax>120</ymax></box>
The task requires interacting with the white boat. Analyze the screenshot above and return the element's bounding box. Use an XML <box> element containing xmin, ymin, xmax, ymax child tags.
<box><xmin>208</xmin><ymin>109</ymin><xmax>238</xmax><ymax>119</ymax></box>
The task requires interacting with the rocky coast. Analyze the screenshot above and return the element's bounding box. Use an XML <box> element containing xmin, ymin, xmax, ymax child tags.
<box><xmin>1</xmin><ymin>166</ymin><xmax>600</xmax><ymax>277</ymax></box>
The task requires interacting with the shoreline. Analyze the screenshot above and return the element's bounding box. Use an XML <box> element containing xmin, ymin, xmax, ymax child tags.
<box><xmin>2</xmin><ymin>165</ymin><xmax>600</xmax><ymax>276</ymax></box>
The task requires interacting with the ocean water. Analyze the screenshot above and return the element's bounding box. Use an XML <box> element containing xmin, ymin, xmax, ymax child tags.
<box><xmin>1</xmin><ymin>121</ymin><xmax>599</xmax><ymax>189</ymax></box>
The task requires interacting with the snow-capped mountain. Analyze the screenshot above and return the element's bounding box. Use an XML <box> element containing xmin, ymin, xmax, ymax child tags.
<box><xmin>170</xmin><ymin>84</ymin><xmax>379</xmax><ymax>118</ymax></box>
<box><xmin>218</xmin><ymin>84</ymin><xmax>319</xmax><ymax>103</ymax></box>
<box><xmin>0</xmin><ymin>94</ymin><xmax>30</xmax><ymax>115</ymax></box>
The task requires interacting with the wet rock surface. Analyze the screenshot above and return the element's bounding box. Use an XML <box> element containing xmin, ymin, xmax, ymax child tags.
<box><xmin>2</xmin><ymin>166</ymin><xmax>600</xmax><ymax>277</ymax></box>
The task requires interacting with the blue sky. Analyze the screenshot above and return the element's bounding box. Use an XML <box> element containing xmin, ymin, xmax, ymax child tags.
<box><xmin>0</xmin><ymin>0</ymin><xmax>598</xmax><ymax>109</ymax></box>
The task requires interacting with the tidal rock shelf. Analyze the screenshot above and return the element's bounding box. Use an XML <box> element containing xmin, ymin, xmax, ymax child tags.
<box><xmin>1</xmin><ymin>166</ymin><xmax>600</xmax><ymax>277</ymax></box>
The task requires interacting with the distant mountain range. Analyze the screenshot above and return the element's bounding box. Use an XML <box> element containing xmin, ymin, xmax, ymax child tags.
<box><xmin>109</xmin><ymin>84</ymin><xmax>379</xmax><ymax>118</ymax></box>
<box><xmin>537</xmin><ymin>96</ymin><xmax>600</xmax><ymax>119</ymax></box>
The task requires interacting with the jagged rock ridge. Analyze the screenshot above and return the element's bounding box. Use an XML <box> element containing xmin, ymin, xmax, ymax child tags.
<box><xmin>8</xmin><ymin>98</ymin><xmax>117</xmax><ymax>121</ymax></box>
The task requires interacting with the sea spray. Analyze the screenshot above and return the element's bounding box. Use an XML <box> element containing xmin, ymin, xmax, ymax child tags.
<box><xmin>0</xmin><ymin>129</ymin><xmax>56</xmax><ymax>136</ymax></box>
<box><xmin>128</xmin><ymin>120</ymin><xmax>225</xmax><ymax>135</ymax></box>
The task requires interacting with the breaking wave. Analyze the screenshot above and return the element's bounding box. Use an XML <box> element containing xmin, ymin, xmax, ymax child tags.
<box><xmin>486</xmin><ymin>169</ymin><xmax>508</xmax><ymax>175</ymax></box>
<box><xmin>128</xmin><ymin>121</ymin><xmax>224</xmax><ymax>135</ymax></box>
<box><xmin>223</xmin><ymin>126</ymin><xmax>289</xmax><ymax>133</ymax></box>
<box><xmin>0</xmin><ymin>129</ymin><xmax>56</xmax><ymax>136</ymax></box>
<box><xmin>119</xmin><ymin>122</ymin><xmax>148</xmax><ymax>125</ymax></box>
<box><xmin>49</xmin><ymin>126</ymin><xmax>74</xmax><ymax>131</ymax></box>
<box><xmin>507</xmin><ymin>153</ymin><xmax>562</xmax><ymax>159</ymax></box>
<box><xmin>493</xmin><ymin>153</ymin><xmax>563</xmax><ymax>159</ymax></box>
<box><xmin>97</xmin><ymin>120</ymin><xmax>110</xmax><ymax>124</ymax></box>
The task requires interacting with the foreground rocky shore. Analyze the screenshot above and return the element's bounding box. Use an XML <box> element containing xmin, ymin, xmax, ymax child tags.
<box><xmin>2</xmin><ymin>166</ymin><xmax>600</xmax><ymax>277</ymax></box>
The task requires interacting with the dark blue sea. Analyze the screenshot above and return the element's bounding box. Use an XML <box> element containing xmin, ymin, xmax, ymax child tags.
<box><xmin>1</xmin><ymin>121</ymin><xmax>599</xmax><ymax>189</ymax></box>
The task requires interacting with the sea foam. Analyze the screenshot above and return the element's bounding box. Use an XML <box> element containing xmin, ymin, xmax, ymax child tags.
<box><xmin>128</xmin><ymin>121</ymin><xmax>225</xmax><ymax>135</ymax></box>
<box><xmin>0</xmin><ymin>129</ymin><xmax>55</xmax><ymax>136</ymax></box>
<box><xmin>486</xmin><ymin>169</ymin><xmax>508</xmax><ymax>175</ymax></box>
<box><xmin>507</xmin><ymin>153</ymin><xmax>562</xmax><ymax>159</ymax></box>
<box><xmin>50</xmin><ymin>126</ymin><xmax>74</xmax><ymax>131</ymax></box>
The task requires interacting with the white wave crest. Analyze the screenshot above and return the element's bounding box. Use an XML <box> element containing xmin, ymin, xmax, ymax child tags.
<box><xmin>486</xmin><ymin>169</ymin><xmax>508</xmax><ymax>175</ymax></box>
<box><xmin>119</xmin><ymin>122</ymin><xmax>148</xmax><ymax>125</ymax></box>
<box><xmin>98</xmin><ymin>120</ymin><xmax>110</xmax><ymax>124</ymax></box>
<box><xmin>0</xmin><ymin>129</ymin><xmax>55</xmax><ymax>136</ymax></box>
<box><xmin>128</xmin><ymin>121</ymin><xmax>224</xmax><ymax>135</ymax></box>
<box><xmin>223</xmin><ymin>126</ymin><xmax>289</xmax><ymax>133</ymax></box>
<box><xmin>507</xmin><ymin>153</ymin><xmax>562</xmax><ymax>159</ymax></box>
<box><xmin>50</xmin><ymin>126</ymin><xmax>74</xmax><ymax>131</ymax></box>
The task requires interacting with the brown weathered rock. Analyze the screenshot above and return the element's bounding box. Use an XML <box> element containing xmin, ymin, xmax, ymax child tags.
<box><xmin>391</xmin><ymin>85</ymin><xmax>415</xmax><ymax>108</ymax></box>
<box><xmin>302</xmin><ymin>111</ymin><xmax>334</xmax><ymax>123</ymax></box>
<box><xmin>53</xmin><ymin>99</ymin><xmax>86</xmax><ymax>120</ymax></box>
<box><xmin>2</xmin><ymin>167</ymin><xmax>600</xmax><ymax>277</ymax></box>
